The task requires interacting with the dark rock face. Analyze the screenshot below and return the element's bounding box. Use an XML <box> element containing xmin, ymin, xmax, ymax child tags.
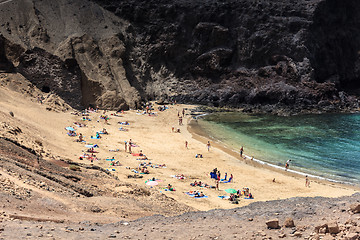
<box><xmin>307</xmin><ymin>0</ymin><xmax>360</xmax><ymax>91</ymax></box>
<box><xmin>0</xmin><ymin>0</ymin><xmax>359</xmax><ymax>113</ymax></box>
<box><xmin>17</xmin><ymin>48</ymin><xmax>83</xmax><ymax>109</ymax></box>
<box><xmin>95</xmin><ymin>0</ymin><xmax>360</xmax><ymax>114</ymax></box>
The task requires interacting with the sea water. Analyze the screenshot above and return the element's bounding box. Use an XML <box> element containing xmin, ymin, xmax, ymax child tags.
<box><xmin>197</xmin><ymin>112</ymin><xmax>360</xmax><ymax>185</ymax></box>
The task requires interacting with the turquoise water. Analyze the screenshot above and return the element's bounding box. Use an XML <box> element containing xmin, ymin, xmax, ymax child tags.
<box><xmin>198</xmin><ymin>112</ymin><xmax>360</xmax><ymax>184</ymax></box>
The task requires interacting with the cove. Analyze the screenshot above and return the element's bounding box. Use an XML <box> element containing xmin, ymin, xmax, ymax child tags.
<box><xmin>197</xmin><ymin>112</ymin><xmax>360</xmax><ymax>185</ymax></box>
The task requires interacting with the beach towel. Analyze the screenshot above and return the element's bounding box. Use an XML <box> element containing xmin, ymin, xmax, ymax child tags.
<box><xmin>218</xmin><ymin>196</ymin><xmax>230</xmax><ymax>199</ymax></box>
<box><xmin>221</xmin><ymin>177</ymin><xmax>233</xmax><ymax>183</ymax></box>
<box><xmin>150</xmin><ymin>164</ymin><xmax>166</xmax><ymax>168</ymax></box>
<box><xmin>131</xmin><ymin>169</ymin><xmax>139</xmax><ymax>173</ymax></box>
<box><xmin>118</xmin><ymin>122</ymin><xmax>130</xmax><ymax>125</ymax></box>
<box><xmin>185</xmin><ymin>192</ymin><xmax>208</xmax><ymax>198</ymax></box>
<box><xmin>106</xmin><ymin>168</ymin><xmax>116</xmax><ymax>171</ymax></box>
<box><xmin>131</xmin><ymin>153</ymin><xmax>142</xmax><ymax>156</ymax></box>
<box><xmin>244</xmin><ymin>197</ymin><xmax>254</xmax><ymax>199</ymax></box>
<box><xmin>194</xmin><ymin>195</ymin><xmax>208</xmax><ymax>198</ymax></box>
<box><xmin>109</xmin><ymin>149</ymin><xmax>120</xmax><ymax>152</ymax></box>
<box><xmin>91</xmin><ymin>136</ymin><xmax>101</xmax><ymax>139</ymax></box>
<box><xmin>163</xmin><ymin>188</ymin><xmax>176</xmax><ymax>191</ymax></box>
<box><xmin>119</xmin><ymin>127</ymin><xmax>128</xmax><ymax>131</ymax></box>
<box><xmin>170</xmin><ymin>175</ymin><xmax>186</xmax><ymax>180</ymax></box>
<box><xmin>106</xmin><ymin>159</ymin><xmax>115</xmax><ymax>161</ymax></box>
<box><xmin>97</xmin><ymin>131</ymin><xmax>107</xmax><ymax>134</ymax></box>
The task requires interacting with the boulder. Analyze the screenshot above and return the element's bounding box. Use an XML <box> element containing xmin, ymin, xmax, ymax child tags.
<box><xmin>327</xmin><ymin>221</ymin><xmax>340</xmax><ymax>234</ymax></box>
<box><xmin>349</xmin><ymin>203</ymin><xmax>360</xmax><ymax>214</ymax></box>
<box><xmin>284</xmin><ymin>218</ymin><xmax>295</xmax><ymax>228</ymax></box>
<box><xmin>315</xmin><ymin>224</ymin><xmax>328</xmax><ymax>234</ymax></box>
<box><xmin>266</xmin><ymin>218</ymin><xmax>280</xmax><ymax>229</ymax></box>
<box><xmin>345</xmin><ymin>233</ymin><xmax>359</xmax><ymax>240</ymax></box>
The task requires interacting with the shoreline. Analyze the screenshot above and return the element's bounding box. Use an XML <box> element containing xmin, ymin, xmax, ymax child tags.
<box><xmin>187</xmin><ymin>112</ymin><xmax>360</xmax><ymax>190</ymax></box>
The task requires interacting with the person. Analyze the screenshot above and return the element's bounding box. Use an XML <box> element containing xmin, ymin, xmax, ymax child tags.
<box><xmin>78</xmin><ymin>133</ymin><xmax>83</xmax><ymax>142</ymax></box>
<box><xmin>102</xmin><ymin>128</ymin><xmax>108</xmax><ymax>134</ymax></box>
<box><xmin>167</xmin><ymin>184</ymin><xmax>174</xmax><ymax>191</ymax></box>
<box><xmin>129</xmin><ymin>139</ymin><xmax>132</xmax><ymax>153</ymax></box>
<box><xmin>228</xmin><ymin>174</ymin><xmax>233</xmax><ymax>183</ymax></box>
<box><xmin>172</xmin><ymin>126</ymin><xmax>174</xmax><ymax>132</ymax></box>
<box><xmin>207</xmin><ymin>141</ymin><xmax>211</xmax><ymax>151</ymax></box>
<box><xmin>240</xmin><ymin>146</ymin><xmax>244</xmax><ymax>157</ymax></box>
<box><xmin>221</xmin><ymin>172</ymin><xmax>227</xmax><ymax>181</ymax></box>
<box><xmin>285</xmin><ymin>159</ymin><xmax>291</xmax><ymax>171</ymax></box>
<box><xmin>182</xmin><ymin>108</ymin><xmax>185</xmax><ymax>117</ymax></box>
<box><xmin>305</xmin><ymin>175</ymin><xmax>310</xmax><ymax>187</ymax></box>
<box><xmin>216</xmin><ymin>179</ymin><xmax>219</xmax><ymax>190</ymax></box>
<box><xmin>185</xmin><ymin>141</ymin><xmax>188</xmax><ymax>149</ymax></box>
<box><xmin>229</xmin><ymin>194</ymin><xmax>235</xmax><ymax>201</ymax></box>
<box><xmin>37</xmin><ymin>94</ymin><xmax>43</xmax><ymax>104</ymax></box>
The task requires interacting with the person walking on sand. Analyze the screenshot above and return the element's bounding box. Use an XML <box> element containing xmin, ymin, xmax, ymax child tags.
<box><xmin>182</xmin><ymin>108</ymin><xmax>185</xmax><ymax>117</ymax></box>
<box><xmin>305</xmin><ymin>175</ymin><xmax>310</xmax><ymax>187</ymax></box>
<box><xmin>124</xmin><ymin>141</ymin><xmax>128</xmax><ymax>152</ymax></box>
<box><xmin>185</xmin><ymin>141</ymin><xmax>188</xmax><ymax>149</ymax></box>
<box><xmin>240</xmin><ymin>146</ymin><xmax>244</xmax><ymax>157</ymax></box>
<box><xmin>128</xmin><ymin>139</ymin><xmax>132</xmax><ymax>154</ymax></box>
<box><xmin>207</xmin><ymin>141</ymin><xmax>211</xmax><ymax>151</ymax></box>
<box><xmin>285</xmin><ymin>159</ymin><xmax>291</xmax><ymax>171</ymax></box>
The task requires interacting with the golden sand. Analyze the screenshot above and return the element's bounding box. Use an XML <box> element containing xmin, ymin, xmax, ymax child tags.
<box><xmin>1</xmin><ymin>83</ymin><xmax>358</xmax><ymax>212</ymax></box>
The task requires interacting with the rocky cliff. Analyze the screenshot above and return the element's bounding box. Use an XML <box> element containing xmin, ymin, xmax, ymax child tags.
<box><xmin>1</xmin><ymin>0</ymin><xmax>359</xmax><ymax>113</ymax></box>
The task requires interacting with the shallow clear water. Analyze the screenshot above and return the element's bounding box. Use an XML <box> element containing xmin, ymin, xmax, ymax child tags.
<box><xmin>198</xmin><ymin>112</ymin><xmax>360</xmax><ymax>184</ymax></box>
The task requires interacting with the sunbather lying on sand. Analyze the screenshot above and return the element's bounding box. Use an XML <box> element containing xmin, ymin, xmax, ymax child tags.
<box><xmin>74</xmin><ymin>122</ymin><xmax>86</xmax><ymax>127</ymax></box>
<box><xmin>166</xmin><ymin>184</ymin><xmax>175</xmax><ymax>191</ymax></box>
<box><xmin>190</xmin><ymin>180</ymin><xmax>214</xmax><ymax>188</ymax></box>
<box><xmin>140</xmin><ymin>167</ymin><xmax>149</xmax><ymax>174</ymax></box>
<box><xmin>110</xmin><ymin>161</ymin><xmax>121</xmax><ymax>166</ymax></box>
<box><xmin>173</xmin><ymin>174</ymin><xmax>185</xmax><ymax>180</ymax></box>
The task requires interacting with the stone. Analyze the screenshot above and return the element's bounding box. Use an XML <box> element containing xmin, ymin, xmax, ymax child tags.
<box><xmin>323</xmin><ymin>234</ymin><xmax>336</xmax><ymax>240</ymax></box>
<box><xmin>349</xmin><ymin>204</ymin><xmax>360</xmax><ymax>214</ymax></box>
<box><xmin>292</xmin><ymin>231</ymin><xmax>302</xmax><ymax>237</ymax></box>
<box><xmin>266</xmin><ymin>219</ymin><xmax>280</xmax><ymax>229</ymax></box>
<box><xmin>345</xmin><ymin>233</ymin><xmax>359</xmax><ymax>240</ymax></box>
<box><xmin>284</xmin><ymin>218</ymin><xmax>295</xmax><ymax>228</ymax></box>
<box><xmin>315</xmin><ymin>224</ymin><xmax>328</xmax><ymax>234</ymax></box>
<box><xmin>310</xmin><ymin>234</ymin><xmax>320</xmax><ymax>240</ymax></box>
<box><xmin>327</xmin><ymin>221</ymin><xmax>340</xmax><ymax>234</ymax></box>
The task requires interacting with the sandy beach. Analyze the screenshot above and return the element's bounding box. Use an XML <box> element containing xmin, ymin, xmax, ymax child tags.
<box><xmin>1</xmin><ymin>78</ymin><xmax>358</xmax><ymax>214</ymax></box>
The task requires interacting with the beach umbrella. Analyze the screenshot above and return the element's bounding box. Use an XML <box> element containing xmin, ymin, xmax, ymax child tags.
<box><xmin>225</xmin><ymin>188</ymin><xmax>237</xmax><ymax>194</ymax></box>
<box><xmin>66</xmin><ymin>127</ymin><xmax>75</xmax><ymax>131</ymax></box>
<box><xmin>146</xmin><ymin>181</ymin><xmax>158</xmax><ymax>186</ymax></box>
